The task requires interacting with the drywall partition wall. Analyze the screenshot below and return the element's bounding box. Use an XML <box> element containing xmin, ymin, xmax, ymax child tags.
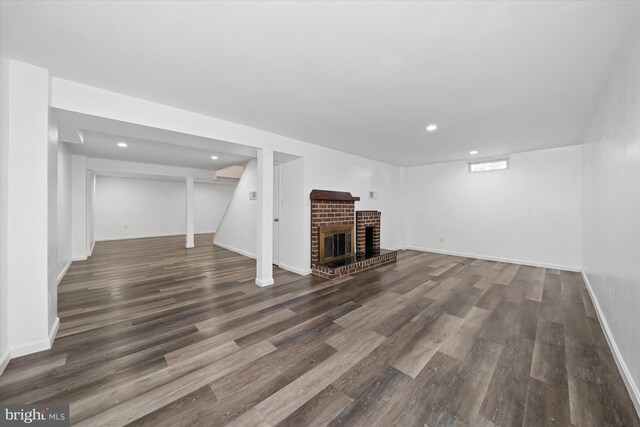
<box><xmin>279</xmin><ymin>158</ymin><xmax>306</xmax><ymax>274</ymax></box>
<box><xmin>95</xmin><ymin>176</ymin><xmax>186</xmax><ymax>240</ymax></box>
<box><xmin>94</xmin><ymin>175</ymin><xmax>236</xmax><ymax>241</ymax></box>
<box><xmin>582</xmin><ymin>24</ymin><xmax>640</xmax><ymax>412</ymax></box>
<box><xmin>57</xmin><ymin>142</ymin><xmax>73</xmax><ymax>282</ymax></box>
<box><xmin>194</xmin><ymin>182</ymin><xmax>236</xmax><ymax>233</ymax></box>
<box><xmin>406</xmin><ymin>145</ymin><xmax>582</xmax><ymax>270</ymax></box>
<box><xmin>214</xmin><ymin>159</ymin><xmax>258</xmax><ymax>258</ymax></box>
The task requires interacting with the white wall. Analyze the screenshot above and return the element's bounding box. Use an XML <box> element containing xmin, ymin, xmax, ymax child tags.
<box><xmin>2</xmin><ymin>59</ymin><xmax>57</xmax><ymax>360</ymax></box>
<box><xmin>57</xmin><ymin>142</ymin><xmax>72</xmax><ymax>281</ymax></box>
<box><xmin>95</xmin><ymin>175</ymin><xmax>235</xmax><ymax>240</ymax></box>
<box><xmin>406</xmin><ymin>145</ymin><xmax>582</xmax><ymax>270</ymax></box>
<box><xmin>0</xmin><ymin>57</ymin><xmax>10</xmax><ymax>374</ymax></box>
<box><xmin>280</xmin><ymin>158</ymin><xmax>306</xmax><ymax>273</ymax></box>
<box><xmin>582</xmin><ymin>23</ymin><xmax>640</xmax><ymax>411</ymax></box>
<box><xmin>96</xmin><ymin>176</ymin><xmax>185</xmax><ymax>240</ymax></box>
<box><xmin>195</xmin><ymin>182</ymin><xmax>236</xmax><ymax>233</ymax></box>
<box><xmin>214</xmin><ymin>159</ymin><xmax>258</xmax><ymax>258</ymax></box>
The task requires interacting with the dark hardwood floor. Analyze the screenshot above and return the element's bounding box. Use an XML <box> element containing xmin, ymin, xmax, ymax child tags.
<box><xmin>0</xmin><ymin>234</ymin><xmax>637</xmax><ymax>426</ymax></box>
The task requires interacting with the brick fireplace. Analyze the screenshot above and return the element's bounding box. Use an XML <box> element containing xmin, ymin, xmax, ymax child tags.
<box><xmin>310</xmin><ymin>190</ymin><xmax>358</xmax><ymax>266</ymax></box>
<box><xmin>310</xmin><ymin>189</ymin><xmax>397</xmax><ymax>279</ymax></box>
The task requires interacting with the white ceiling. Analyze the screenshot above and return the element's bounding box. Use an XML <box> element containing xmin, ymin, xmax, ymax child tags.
<box><xmin>2</xmin><ymin>1</ymin><xmax>640</xmax><ymax>166</ymax></box>
<box><xmin>63</xmin><ymin>130</ymin><xmax>251</xmax><ymax>172</ymax></box>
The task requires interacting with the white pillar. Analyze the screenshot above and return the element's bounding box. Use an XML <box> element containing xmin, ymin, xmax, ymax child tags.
<box><xmin>256</xmin><ymin>147</ymin><xmax>274</xmax><ymax>286</ymax></box>
<box><xmin>185</xmin><ymin>176</ymin><xmax>195</xmax><ymax>249</ymax></box>
<box><xmin>86</xmin><ymin>171</ymin><xmax>96</xmax><ymax>256</ymax></box>
<box><xmin>3</xmin><ymin>59</ymin><xmax>56</xmax><ymax>357</ymax></box>
<box><xmin>71</xmin><ymin>155</ymin><xmax>87</xmax><ymax>260</ymax></box>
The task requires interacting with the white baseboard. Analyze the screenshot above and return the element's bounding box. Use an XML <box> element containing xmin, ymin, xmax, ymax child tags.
<box><xmin>0</xmin><ymin>349</ymin><xmax>10</xmax><ymax>377</ymax></box>
<box><xmin>57</xmin><ymin>260</ymin><xmax>72</xmax><ymax>285</ymax></box>
<box><xmin>255</xmin><ymin>277</ymin><xmax>275</xmax><ymax>287</ymax></box>
<box><xmin>96</xmin><ymin>232</ymin><xmax>185</xmax><ymax>242</ymax></box>
<box><xmin>73</xmin><ymin>255</ymin><xmax>87</xmax><ymax>261</ymax></box>
<box><xmin>10</xmin><ymin>337</ymin><xmax>50</xmax><ymax>358</ymax></box>
<box><xmin>88</xmin><ymin>240</ymin><xmax>96</xmax><ymax>256</ymax></box>
<box><xmin>278</xmin><ymin>263</ymin><xmax>312</xmax><ymax>276</ymax></box>
<box><xmin>9</xmin><ymin>317</ymin><xmax>59</xmax><ymax>359</ymax></box>
<box><xmin>213</xmin><ymin>241</ymin><xmax>256</xmax><ymax>259</ymax></box>
<box><xmin>405</xmin><ymin>245</ymin><xmax>581</xmax><ymax>272</ymax></box>
<box><xmin>49</xmin><ymin>317</ymin><xmax>60</xmax><ymax>347</ymax></box>
<box><xmin>581</xmin><ymin>271</ymin><xmax>640</xmax><ymax>416</ymax></box>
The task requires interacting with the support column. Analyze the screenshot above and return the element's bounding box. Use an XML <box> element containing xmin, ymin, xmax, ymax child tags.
<box><xmin>256</xmin><ymin>147</ymin><xmax>274</xmax><ymax>286</ymax></box>
<box><xmin>185</xmin><ymin>176</ymin><xmax>195</xmax><ymax>249</ymax></box>
<box><xmin>3</xmin><ymin>59</ymin><xmax>56</xmax><ymax>357</ymax></box>
<box><xmin>86</xmin><ymin>171</ymin><xmax>96</xmax><ymax>256</ymax></box>
<box><xmin>71</xmin><ymin>155</ymin><xmax>87</xmax><ymax>260</ymax></box>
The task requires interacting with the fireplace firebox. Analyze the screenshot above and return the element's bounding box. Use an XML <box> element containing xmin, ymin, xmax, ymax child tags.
<box><xmin>318</xmin><ymin>224</ymin><xmax>354</xmax><ymax>264</ymax></box>
<box><xmin>365</xmin><ymin>226</ymin><xmax>374</xmax><ymax>256</ymax></box>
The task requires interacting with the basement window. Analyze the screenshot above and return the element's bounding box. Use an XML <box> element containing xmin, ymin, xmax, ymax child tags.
<box><xmin>469</xmin><ymin>158</ymin><xmax>509</xmax><ymax>173</ymax></box>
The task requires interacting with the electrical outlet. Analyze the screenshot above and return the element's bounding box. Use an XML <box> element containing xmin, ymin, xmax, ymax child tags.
<box><xmin>124</xmin><ymin>225</ymin><xmax>128</xmax><ymax>230</ymax></box>
<box><xmin>439</xmin><ymin>237</ymin><xmax>444</xmax><ymax>243</ymax></box>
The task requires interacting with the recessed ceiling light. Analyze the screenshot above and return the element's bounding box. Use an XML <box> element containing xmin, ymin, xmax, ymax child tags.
<box><xmin>211</xmin><ymin>155</ymin><xmax>218</xmax><ymax>160</ymax></box>
<box><xmin>469</xmin><ymin>150</ymin><xmax>479</xmax><ymax>155</ymax></box>
<box><xmin>426</xmin><ymin>124</ymin><xmax>438</xmax><ymax>132</ymax></box>
<box><xmin>117</xmin><ymin>142</ymin><xmax>128</xmax><ymax>148</ymax></box>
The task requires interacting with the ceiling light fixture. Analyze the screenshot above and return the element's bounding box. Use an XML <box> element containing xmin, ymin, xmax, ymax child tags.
<box><xmin>211</xmin><ymin>155</ymin><xmax>218</xmax><ymax>160</ymax></box>
<box><xmin>469</xmin><ymin>150</ymin><xmax>479</xmax><ymax>155</ymax></box>
<box><xmin>426</xmin><ymin>124</ymin><xmax>438</xmax><ymax>132</ymax></box>
<box><xmin>117</xmin><ymin>142</ymin><xmax>128</xmax><ymax>148</ymax></box>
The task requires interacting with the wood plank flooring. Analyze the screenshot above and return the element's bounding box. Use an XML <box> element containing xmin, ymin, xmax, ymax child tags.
<box><xmin>0</xmin><ymin>234</ymin><xmax>637</xmax><ymax>426</ymax></box>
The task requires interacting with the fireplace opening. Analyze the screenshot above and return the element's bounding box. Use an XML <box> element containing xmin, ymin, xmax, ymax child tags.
<box><xmin>319</xmin><ymin>224</ymin><xmax>353</xmax><ymax>264</ymax></box>
<box><xmin>365</xmin><ymin>226</ymin><xmax>374</xmax><ymax>256</ymax></box>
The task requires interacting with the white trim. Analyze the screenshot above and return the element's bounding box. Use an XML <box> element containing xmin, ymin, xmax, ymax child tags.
<box><xmin>49</xmin><ymin>317</ymin><xmax>60</xmax><ymax>347</ymax></box>
<box><xmin>213</xmin><ymin>241</ymin><xmax>256</xmax><ymax>259</ymax></box>
<box><xmin>72</xmin><ymin>255</ymin><xmax>88</xmax><ymax>261</ymax></box>
<box><xmin>255</xmin><ymin>277</ymin><xmax>274</xmax><ymax>287</ymax></box>
<box><xmin>57</xmin><ymin>260</ymin><xmax>72</xmax><ymax>285</ymax></box>
<box><xmin>88</xmin><ymin>240</ymin><xmax>96</xmax><ymax>256</ymax></box>
<box><xmin>9</xmin><ymin>317</ymin><xmax>60</xmax><ymax>359</ymax></box>
<box><xmin>96</xmin><ymin>232</ymin><xmax>185</xmax><ymax>242</ymax></box>
<box><xmin>0</xmin><ymin>349</ymin><xmax>10</xmax><ymax>377</ymax></box>
<box><xmin>10</xmin><ymin>337</ymin><xmax>50</xmax><ymax>358</ymax></box>
<box><xmin>278</xmin><ymin>263</ymin><xmax>312</xmax><ymax>276</ymax></box>
<box><xmin>581</xmin><ymin>271</ymin><xmax>640</xmax><ymax>416</ymax></box>
<box><xmin>405</xmin><ymin>245</ymin><xmax>581</xmax><ymax>272</ymax></box>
